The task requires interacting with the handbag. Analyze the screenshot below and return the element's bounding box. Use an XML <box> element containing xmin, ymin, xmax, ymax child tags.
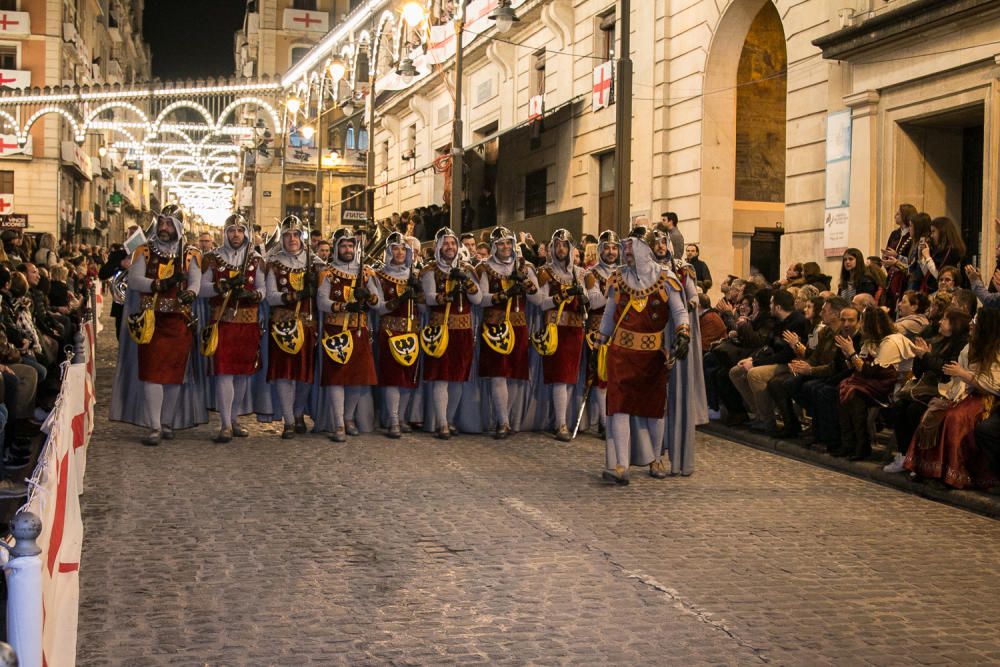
<box><xmin>596</xmin><ymin>298</ymin><xmax>634</xmax><ymax>382</ymax></box>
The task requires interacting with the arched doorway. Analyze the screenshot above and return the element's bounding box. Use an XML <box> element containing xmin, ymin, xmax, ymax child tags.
<box><xmin>701</xmin><ymin>1</ymin><xmax>787</xmax><ymax>283</ymax></box>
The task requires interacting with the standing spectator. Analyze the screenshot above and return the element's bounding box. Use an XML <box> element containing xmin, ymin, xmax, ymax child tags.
<box><xmin>912</xmin><ymin>216</ymin><xmax>965</xmax><ymax>293</ymax></box>
<box><xmin>880</xmin><ymin>203</ymin><xmax>917</xmax><ymax>314</ymax></box>
<box><xmin>583</xmin><ymin>243</ymin><xmax>598</xmax><ymax>269</ymax></box>
<box><xmin>314</xmin><ymin>240</ymin><xmax>332</xmax><ymax>263</ymax></box>
<box><xmin>658</xmin><ymin>212</ymin><xmax>684</xmax><ymax>258</ymax></box>
<box><xmin>837</xmin><ymin>248</ymin><xmax>880</xmax><ymax>301</ymax></box>
<box><xmin>684</xmin><ymin>244</ymin><xmax>713</xmax><ymax>292</ymax></box>
<box><xmin>460</xmin><ymin>233</ymin><xmax>477</xmax><ymax>258</ymax></box>
<box><xmin>197</xmin><ymin>232</ymin><xmax>215</xmax><ymax>254</ymax></box>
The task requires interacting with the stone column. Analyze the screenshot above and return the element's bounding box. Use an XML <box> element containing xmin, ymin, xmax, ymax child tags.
<box><xmin>843</xmin><ymin>89</ymin><xmax>880</xmax><ymax>254</ymax></box>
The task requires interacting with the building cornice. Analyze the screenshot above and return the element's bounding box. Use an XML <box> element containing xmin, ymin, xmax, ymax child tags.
<box><xmin>812</xmin><ymin>0</ymin><xmax>1000</xmax><ymax>61</ymax></box>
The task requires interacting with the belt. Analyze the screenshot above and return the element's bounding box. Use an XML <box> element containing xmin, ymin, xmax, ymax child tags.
<box><xmin>612</xmin><ymin>327</ymin><xmax>663</xmax><ymax>352</ymax></box>
<box><xmin>140</xmin><ymin>295</ymin><xmax>191</xmax><ymax>316</ymax></box>
<box><xmin>429</xmin><ymin>311</ymin><xmax>473</xmax><ymax>330</ymax></box>
<box><xmin>324</xmin><ymin>312</ymin><xmax>368</xmax><ymax>329</ymax></box>
<box><xmin>545</xmin><ymin>309</ymin><xmax>584</xmax><ymax>327</ymax></box>
<box><xmin>587</xmin><ymin>310</ymin><xmax>605</xmax><ymax>331</ymax></box>
<box><xmin>271</xmin><ymin>306</ymin><xmax>316</xmax><ymax>327</ymax></box>
<box><xmin>213</xmin><ymin>304</ymin><xmax>258</xmax><ymax>324</ymax></box>
<box><xmin>380</xmin><ymin>315</ymin><xmax>415</xmax><ymax>332</ymax></box>
<box><xmin>483</xmin><ymin>310</ymin><xmax>527</xmax><ymax>327</ymax></box>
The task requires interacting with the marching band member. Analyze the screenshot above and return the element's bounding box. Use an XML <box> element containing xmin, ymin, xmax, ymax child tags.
<box><xmin>265</xmin><ymin>216</ymin><xmax>322</xmax><ymax>439</ymax></box>
<box><xmin>476</xmin><ymin>226</ymin><xmax>538</xmax><ymax>439</ymax></box>
<box><xmin>421</xmin><ymin>227</ymin><xmax>483</xmax><ymax>439</ymax></box>
<box><xmin>583</xmin><ymin>230</ymin><xmax>620</xmax><ymax>437</ymax></box>
<box><xmin>599</xmin><ymin>229</ymin><xmax>690</xmax><ymax>484</ymax></box>
<box><xmin>198</xmin><ymin>214</ymin><xmax>264</xmax><ymax>443</ymax></box>
<box><xmin>317</xmin><ymin>228</ymin><xmax>380</xmax><ymax>442</ymax></box>
<box><xmin>115</xmin><ymin>205</ymin><xmax>202</xmax><ymax>446</ymax></box>
<box><xmin>531</xmin><ymin>229</ymin><xmax>588</xmax><ymax>442</ymax></box>
<box><xmin>374</xmin><ymin>232</ymin><xmax>422</xmax><ymax>439</ymax></box>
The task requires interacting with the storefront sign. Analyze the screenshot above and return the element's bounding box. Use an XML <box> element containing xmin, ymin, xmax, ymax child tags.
<box><xmin>0</xmin><ymin>213</ymin><xmax>27</xmax><ymax>229</ymax></box>
<box><xmin>824</xmin><ymin>111</ymin><xmax>852</xmax><ymax>257</ymax></box>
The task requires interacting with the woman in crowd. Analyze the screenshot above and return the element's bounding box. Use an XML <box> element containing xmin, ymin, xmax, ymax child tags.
<box><xmin>33</xmin><ymin>233</ymin><xmax>59</xmax><ymax>269</ymax></box>
<box><xmin>837</xmin><ymin>248</ymin><xmax>881</xmax><ymax>301</ymax></box>
<box><xmin>880</xmin><ymin>203</ymin><xmax>917</xmax><ymax>314</ymax></box>
<box><xmin>912</xmin><ymin>216</ymin><xmax>965</xmax><ymax>293</ymax></box>
<box><xmin>802</xmin><ymin>261</ymin><xmax>832</xmax><ymax>292</ymax></box>
<box><xmin>905</xmin><ymin>307</ymin><xmax>1000</xmax><ymax>489</ymax></box>
<box><xmin>885</xmin><ymin>308</ymin><xmax>970</xmax><ymax>473</ymax></box>
<box><xmin>835</xmin><ymin>307</ymin><xmax>912</xmax><ymax>460</ymax></box>
<box><xmin>894</xmin><ymin>290</ymin><xmax>930</xmax><ymax>339</ymax></box>
<box><xmin>932</xmin><ymin>265</ymin><xmax>960</xmax><ymax>297</ymax></box>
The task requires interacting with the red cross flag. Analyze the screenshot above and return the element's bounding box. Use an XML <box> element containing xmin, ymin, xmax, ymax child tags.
<box><xmin>283</xmin><ymin>8</ymin><xmax>328</xmax><ymax>32</ymax></box>
<box><xmin>528</xmin><ymin>95</ymin><xmax>544</xmax><ymax>122</ymax></box>
<box><xmin>593</xmin><ymin>61</ymin><xmax>614</xmax><ymax>111</ymax></box>
<box><xmin>0</xmin><ymin>194</ymin><xmax>13</xmax><ymax>214</ymax></box>
<box><xmin>0</xmin><ymin>12</ymin><xmax>29</xmax><ymax>36</ymax></box>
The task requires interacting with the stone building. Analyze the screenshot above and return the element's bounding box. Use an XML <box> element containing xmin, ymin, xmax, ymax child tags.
<box><xmin>278</xmin><ymin>0</ymin><xmax>1000</xmax><ymax>284</ymax></box>
<box><xmin>235</xmin><ymin>0</ymin><xmax>368</xmax><ymax>234</ymax></box>
<box><xmin>0</xmin><ymin>0</ymin><xmax>152</xmax><ymax>241</ymax></box>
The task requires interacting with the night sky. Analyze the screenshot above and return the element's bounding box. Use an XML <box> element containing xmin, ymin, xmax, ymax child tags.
<box><xmin>143</xmin><ymin>1</ymin><xmax>247</xmax><ymax>80</ymax></box>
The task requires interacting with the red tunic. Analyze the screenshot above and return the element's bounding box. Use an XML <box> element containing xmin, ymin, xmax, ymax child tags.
<box><xmin>266</xmin><ymin>261</ymin><xmax>317</xmax><ymax>383</ymax></box>
<box><xmin>422</xmin><ymin>265</ymin><xmax>476</xmax><ymax>383</ymax></box>
<box><xmin>477</xmin><ymin>264</ymin><xmax>530</xmax><ymax>380</ymax></box>
<box><xmin>537</xmin><ymin>267</ymin><xmax>585</xmax><ymax>385</ymax></box>
<box><xmin>204</xmin><ymin>253</ymin><xmax>262</xmax><ymax>376</ymax></box>
<box><xmin>135</xmin><ymin>244</ymin><xmax>199</xmax><ymax>385</ymax></box>
<box><xmin>605</xmin><ymin>272</ymin><xmax>673</xmax><ymax>419</ymax></box>
<box><xmin>376</xmin><ymin>272</ymin><xmax>420</xmax><ymax>388</ymax></box>
<box><xmin>319</xmin><ymin>267</ymin><xmax>377</xmax><ymax>386</ymax></box>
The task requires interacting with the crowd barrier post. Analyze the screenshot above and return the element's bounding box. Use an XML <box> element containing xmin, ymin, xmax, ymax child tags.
<box><xmin>1</xmin><ymin>512</ymin><xmax>43</xmax><ymax>667</ymax></box>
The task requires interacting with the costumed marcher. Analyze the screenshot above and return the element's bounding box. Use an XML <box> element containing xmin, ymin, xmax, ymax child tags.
<box><xmin>649</xmin><ymin>227</ymin><xmax>707</xmax><ymax>475</ymax></box>
<box><xmin>317</xmin><ymin>228</ymin><xmax>380</xmax><ymax>442</ymax></box>
<box><xmin>373</xmin><ymin>232</ymin><xmax>422</xmax><ymax>438</ymax></box>
<box><xmin>530</xmin><ymin>229</ymin><xmax>588</xmax><ymax>441</ymax></box>
<box><xmin>583</xmin><ymin>230</ymin><xmax>620</xmax><ymax>437</ymax></box>
<box><xmin>265</xmin><ymin>216</ymin><xmax>322</xmax><ymax>439</ymax></box>
<box><xmin>421</xmin><ymin>227</ymin><xmax>483</xmax><ymax>439</ymax></box>
<box><xmin>476</xmin><ymin>226</ymin><xmax>538</xmax><ymax>439</ymax></box>
<box><xmin>115</xmin><ymin>205</ymin><xmax>202</xmax><ymax>445</ymax></box>
<box><xmin>198</xmin><ymin>214</ymin><xmax>264</xmax><ymax>443</ymax></box>
<box><xmin>599</xmin><ymin>228</ymin><xmax>690</xmax><ymax>484</ymax></box>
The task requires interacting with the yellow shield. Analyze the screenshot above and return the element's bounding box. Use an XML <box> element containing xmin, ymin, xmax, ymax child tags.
<box><xmin>288</xmin><ymin>271</ymin><xmax>304</xmax><ymax>291</ymax></box>
<box><xmin>127</xmin><ymin>309</ymin><xmax>155</xmax><ymax>344</ymax></box>
<box><xmin>420</xmin><ymin>323</ymin><xmax>449</xmax><ymax>358</ymax></box>
<box><xmin>530</xmin><ymin>322</ymin><xmax>558</xmax><ymax>356</ymax></box>
<box><xmin>271</xmin><ymin>319</ymin><xmax>304</xmax><ymax>355</ymax></box>
<box><xmin>585</xmin><ymin>330</ymin><xmax>601</xmax><ymax>351</ymax></box>
<box><xmin>200</xmin><ymin>323</ymin><xmax>220</xmax><ymax>356</ymax></box>
<box><xmin>322</xmin><ymin>331</ymin><xmax>354</xmax><ymax>364</ymax></box>
<box><xmin>483</xmin><ymin>321</ymin><xmax>515</xmax><ymax>355</ymax></box>
<box><xmin>389</xmin><ymin>332</ymin><xmax>419</xmax><ymax>366</ymax></box>
<box><xmin>596</xmin><ymin>343</ymin><xmax>610</xmax><ymax>382</ymax></box>
<box><xmin>157</xmin><ymin>259</ymin><xmax>175</xmax><ymax>281</ymax></box>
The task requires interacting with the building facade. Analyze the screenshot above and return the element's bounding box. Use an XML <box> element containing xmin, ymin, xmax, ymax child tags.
<box><xmin>0</xmin><ymin>0</ymin><xmax>152</xmax><ymax>242</ymax></box>
<box><xmin>235</xmin><ymin>0</ymin><xmax>367</xmax><ymax>235</ymax></box>
<box><xmin>324</xmin><ymin>0</ymin><xmax>998</xmax><ymax>287</ymax></box>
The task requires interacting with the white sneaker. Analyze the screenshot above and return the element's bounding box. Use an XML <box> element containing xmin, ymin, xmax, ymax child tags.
<box><xmin>883</xmin><ymin>454</ymin><xmax>906</xmax><ymax>473</ymax></box>
<box><xmin>708</xmin><ymin>409</ymin><xmax>721</xmax><ymax>421</ymax></box>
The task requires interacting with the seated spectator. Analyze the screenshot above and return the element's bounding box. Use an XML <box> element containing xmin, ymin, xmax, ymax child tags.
<box><xmin>838</xmin><ymin>248</ymin><xmax>881</xmax><ymax>301</ymax></box>
<box><xmin>774</xmin><ymin>263</ymin><xmax>805</xmax><ymax>289</ymax></box>
<box><xmin>802</xmin><ymin>261</ymin><xmax>833</xmax><ymax>292</ymax></box>
<box><xmin>895</xmin><ymin>290</ymin><xmax>930</xmax><ymax>338</ymax></box>
<box><xmin>835</xmin><ymin>307</ymin><xmax>914</xmax><ymax>460</ymax></box>
<box><xmin>803</xmin><ymin>296</ymin><xmax>825</xmax><ymax>348</ymax></box>
<box><xmin>905</xmin><ymin>307</ymin><xmax>1000</xmax><ymax>489</ymax></box>
<box><xmin>794</xmin><ymin>284</ymin><xmax>820</xmax><ymax>312</ymax></box>
<box><xmin>950</xmin><ymin>288</ymin><xmax>977</xmax><ymax>317</ymax></box>
<box><xmin>698</xmin><ymin>293</ymin><xmax>727</xmax><ymax>354</ymax></box>
<box><xmin>726</xmin><ymin>289</ymin><xmax>808</xmax><ymax>431</ymax></box>
<box><xmin>798</xmin><ymin>305</ymin><xmax>861</xmax><ymax>451</ymax></box>
<box><xmin>852</xmin><ymin>292</ymin><xmax>877</xmax><ymax>312</ymax></box>
<box><xmin>932</xmin><ymin>265</ymin><xmax>960</xmax><ymax>296</ymax></box>
<box><xmin>884</xmin><ymin>308</ymin><xmax>970</xmax><ymax>473</ymax></box>
<box><xmin>768</xmin><ymin>296</ymin><xmax>849</xmax><ymax>438</ymax></box>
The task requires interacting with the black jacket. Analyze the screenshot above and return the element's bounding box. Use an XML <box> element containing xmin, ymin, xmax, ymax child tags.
<box><xmin>752</xmin><ymin>310</ymin><xmax>810</xmax><ymax>367</ymax></box>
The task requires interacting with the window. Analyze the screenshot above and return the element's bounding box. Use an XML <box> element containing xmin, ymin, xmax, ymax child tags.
<box><xmin>530</xmin><ymin>49</ymin><xmax>546</xmax><ymax>97</ymax></box>
<box><xmin>0</xmin><ymin>1</ymin><xmax>17</xmax><ymax>11</ymax></box>
<box><xmin>524</xmin><ymin>168</ymin><xmax>547</xmax><ymax>218</ymax></box>
<box><xmin>293</xmin><ymin>0</ymin><xmax>317</xmax><ymax>10</ymax></box>
<box><xmin>357</xmin><ymin>127</ymin><xmax>369</xmax><ymax>151</ymax></box>
<box><xmin>0</xmin><ymin>45</ymin><xmax>16</xmax><ymax>70</ymax></box>
<box><xmin>403</xmin><ymin>123</ymin><xmax>417</xmax><ymax>160</ymax></box>
<box><xmin>380</xmin><ymin>140</ymin><xmax>389</xmax><ymax>172</ymax></box>
<box><xmin>290</xmin><ymin>47</ymin><xmax>310</xmax><ymax>66</ymax></box>
<box><xmin>596</xmin><ymin>8</ymin><xmax>615</xmax><ymax>62</ymax></box>
<box><xmin>345</xmin><ymin>123</ymin><xmax>355</xmax><ymax>150</ymax></box>
<box><xmin>0</xmin><ymin>170</ymin><xmax>13</xmax><ymax>194</ymax></box>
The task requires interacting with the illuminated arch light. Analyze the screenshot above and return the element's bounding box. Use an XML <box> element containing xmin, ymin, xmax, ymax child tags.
<box><xmin>82</xmin><ymin>101</ymin><xmax>152</xmax><ymax>134</ymax></box>
<box><xmin>216</xmin><ymin>97</ymin><xmax>282</xmax><ymax>135</ymax></box>
<box><xmin>150</xmin><ymin>101</ymin><xmax>215</xmax><ymax>137</ymax></box>
<box><xmin>0</xmin><ymin>110</ymin><xmax>19</xmax><ymax>133</ymax></box>
<box><xmin>19</xmin><ymin>106</ymin><xmax>83</xmax><ymax>145</ymax></box>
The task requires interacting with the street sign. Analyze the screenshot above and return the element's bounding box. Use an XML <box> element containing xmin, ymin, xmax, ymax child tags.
<box><xmin>0</xmin><ymin>213</ymin><xmax>27</xmax><ymax>229</ymax></box>
<box><xmin>263</xmin><ymin>191</ymin><xmax>272</xmax><ymax>198</ymax></box>
<box><xmin>342</xmin><ymin>210</ymin><xmax>367</xmax><ymax>222</ymax></box>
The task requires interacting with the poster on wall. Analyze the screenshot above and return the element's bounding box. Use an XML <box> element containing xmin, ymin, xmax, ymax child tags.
<box><xmin>824</xmin><ymin>110</ymin><xmax>852</xmax><ymax>257</ymax></box>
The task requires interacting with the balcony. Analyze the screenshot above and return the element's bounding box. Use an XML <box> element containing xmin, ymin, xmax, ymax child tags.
<box><xmin>0</xmin><ymin>11</ymin><xmax>30</xmax><ymax>38</ymax></box>
<box><xmin>0</xmin><ymin>69</ymin><xmax>31</xmax><ymax>90</ymax></box>
<box><xmin>282</xmin><ymin>8</ymin><xmax>328</xmax><ymax>33</ymax></box>
<box><xmin>107</xmin><ymin>60</ymin><xmax>123</xmax><ymax>84</ymax></box>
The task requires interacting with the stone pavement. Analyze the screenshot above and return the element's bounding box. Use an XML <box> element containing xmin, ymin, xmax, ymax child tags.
<box><xmin>78</xmin><ymin>332</ymin><xmax>1000</xmax><ymax>666</ymax></box>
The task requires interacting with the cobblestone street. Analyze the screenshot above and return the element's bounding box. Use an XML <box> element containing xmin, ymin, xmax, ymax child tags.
<box><xmin>77</xmin><ymin>332</ymin><xmax>1000</xmax><ymax>666</ymax></box>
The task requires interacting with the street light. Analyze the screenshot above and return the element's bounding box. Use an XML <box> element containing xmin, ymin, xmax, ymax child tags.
<box><xmin>285</xmin><ymin>95</ymin><xmax>302</xmax><ymax>116</ymax></box>
<box><xmin>488</xmin><ymin>0</ymin><xmax>519</xmax><ymax>33</ymax></box>
<box><xmin>401</xmin><ymin>2</ymin><xmax>425</xmax><ymax>27</ymax></box>
<box><xmin>327</xmin><ymin>58</ymin><xmax>346</xmax><ymax>84</ymax></box>
<box><xmin>396</xmin><ymin>58</ymin><xmax>418</xmax><ymax>85</ymax></box>
<box><xmin>300</xmin><ymin>125</ymin><xmax>315</xmax><ymax>141</ymax></box>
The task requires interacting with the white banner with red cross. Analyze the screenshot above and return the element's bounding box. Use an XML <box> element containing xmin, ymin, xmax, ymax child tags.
<box><xmin>592</xmin><ymin>61</ymin><xmax>614</xmax><ymax>111</ymax></box>
<box><xmin>10</xmin><ymin>361</ymin><xmax>96</xmax><ymax>667</ymax></box>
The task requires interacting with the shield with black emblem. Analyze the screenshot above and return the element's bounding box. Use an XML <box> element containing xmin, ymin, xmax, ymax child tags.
<box><xmin>389</xmin><ymin>332</ymin><xmax>419</xmax><ymax>366</ymax></box>
<box><xmin>322</xmin><ymin>330</ymin><xmax>354</xmax><ymax>364</ymax></box>
<box><xmin>271</xmin><ymin>319</ymin><xmax>304</xmax><ymax>355</ymax></box>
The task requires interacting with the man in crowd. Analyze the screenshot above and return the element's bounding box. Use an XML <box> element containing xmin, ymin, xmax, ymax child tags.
<box><xmin>197</xmin><ymin>232</ymin><xmax>216</xmax><ymax>254</ymax></box>
<box><xmin>684</xmin><ymin>243</ymin><xmax>712</xmax><ymax>292</ymax></box>
<box><xmin>314</xmin><ymin>240</ymin><xmax>332</xmax><ymax>263</ymax></box>
<box><xmin>584</xmin><ymin>230</ymin><xmax>620</xmax><ymax>437</ymax></box>
<box><xmin>658</xmin><ymin>212</ymin><xmax>684</xmax><ymax>258</ymax></box>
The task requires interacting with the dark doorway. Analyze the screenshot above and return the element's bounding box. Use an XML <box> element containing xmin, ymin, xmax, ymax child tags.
<box><xmin>750</xmin><ymin>227</ymin><xmax>783</xmax><ymax>283</ymax></box>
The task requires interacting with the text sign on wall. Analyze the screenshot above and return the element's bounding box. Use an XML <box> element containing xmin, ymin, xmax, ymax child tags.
<box><xmin>824</xmin><ymin>110</ymin><xmax>852</xmax><ymax>257</ymax></box>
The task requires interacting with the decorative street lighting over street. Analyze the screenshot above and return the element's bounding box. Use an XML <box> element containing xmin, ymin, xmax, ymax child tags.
<box><xmin>285</xmin><ymin>95</ymin><xmax>302</xmax><ymax>116</ymax></box>
<box><xmin>98</xmin><ymin>145</ymin><xmax>108</xmax><ymax>158</ymax></box>
<box><xmin>489</xmin><ymin>0</ymin><xmax>519</xmax><ymax>33</ymax></box>
<box><xmin>396</xmin><ymin>58</ymin><xmax>418</xmax><ymax>85</ymax></box>
<box><xmin>328</xmin><ymin>58</ymin><xmax>346</xmax><ymax>84</ymax></box>
<box><xmin>300</xmin><ymin>125</ymin><xmax>315</xmax><ymax>140</ymax></box>
<box><xmin>402</xmin><ymin>2</ymin><xmax>426</xmax><ymax>27</ymax></box>
<box><xmin>341</xmin><ymin>99</ymin><xmax>355</xmax><ymax>116</ymax></box>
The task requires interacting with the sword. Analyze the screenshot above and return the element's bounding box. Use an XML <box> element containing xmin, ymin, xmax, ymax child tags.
<box><xmin>571</xmin><ymin>352</ymin><xmax>599</xmax><ymax>440</ymax></box>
